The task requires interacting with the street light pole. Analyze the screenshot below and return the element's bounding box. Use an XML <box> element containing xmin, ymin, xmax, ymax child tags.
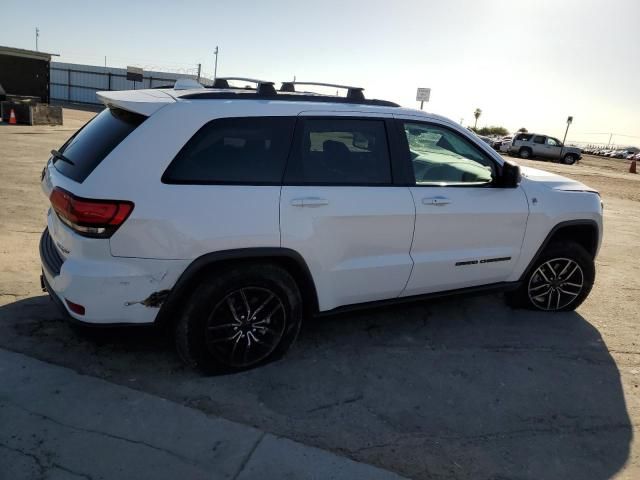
<box><xmin>213</xmin><ymin>46</ymin><xmax>219</xmax><ymax>81</ymax></box>
<box><xmin>35</xmin><ymin>27</ymin><xmax>39</xmax><ymax>51</ymax></box>
<box><xmin>561</xmin><ymin>116</ymin><xmax>573</xmax><ymax>160</ymax></box>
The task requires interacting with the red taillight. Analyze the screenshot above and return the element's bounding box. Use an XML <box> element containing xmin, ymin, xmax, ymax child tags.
<box><xmin>50</xmin><ymin>187</ymin><xmax>134</xmax><ymax>238</ymax></box>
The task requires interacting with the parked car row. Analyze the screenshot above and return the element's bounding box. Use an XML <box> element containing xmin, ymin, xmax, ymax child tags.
<box><xmin>583</xmin><ymin>147</ymin><xmax>640</xmax><ymax>160</ymax></box>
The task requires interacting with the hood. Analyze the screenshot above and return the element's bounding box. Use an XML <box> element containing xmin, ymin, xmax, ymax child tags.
<box><xmin>519</xmin><ymin>166</ymin><xmax>598</xmax><ymax>193</ymax></box>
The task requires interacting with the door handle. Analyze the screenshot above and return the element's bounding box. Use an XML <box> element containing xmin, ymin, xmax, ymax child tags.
<box><xmin>290</xmin><ymin>197</ymin><xmax>329</xmax><ymax>207</ymax></box>
<box><xmin>422</xmin><ymin>196</ymin><xmax>451</xmax><ymax>206</ymax></box>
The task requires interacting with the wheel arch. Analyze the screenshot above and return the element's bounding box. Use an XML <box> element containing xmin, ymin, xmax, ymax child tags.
<box><xmin>155</xmin><ymin>248</ymin><xmax>319</xmax><ymax>328</ymax></box>
<box><xmin>519</xmin><ymin>146</ymin><xmax>533</xmax><ymax>158</ymax></box>
<box><xmin>519</xmin><ymin>219</ymin><xmax>599</xmax><ymax>282</ymax></box>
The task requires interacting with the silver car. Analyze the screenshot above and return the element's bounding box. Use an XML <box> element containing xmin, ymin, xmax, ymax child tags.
<box><xmin>508</xmin><ymin>133</ymin><xmax>582</xmax><ymax>165</ymax></box>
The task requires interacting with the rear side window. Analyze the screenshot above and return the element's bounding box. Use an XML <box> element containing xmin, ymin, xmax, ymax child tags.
<box><xmin>285</xmin><ymin>119</ymin><xmax>391</xmax><ymax>185</ymax></box>
<box><xmin>163</xmin><ymin>117</ymin><xmax>295</xmax><ymax>184</ymax></box>
<box><xmin>533</xmin><ymin>136</ymin><xmax>546</xmax><ymax>144</ymax></box>
<box><xmin>54</xmin><ymin>108</ymin><xmax>146</xmax><ymax>183</ymax></box>
<box><xmin>515</xmin><ymin>133</ymin><xmax>532</xmax><ymax>141</ymax></box>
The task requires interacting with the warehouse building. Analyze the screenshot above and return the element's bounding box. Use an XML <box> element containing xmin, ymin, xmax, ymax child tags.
<box><xmin>0</xmin><ymin>45</ymin><xmax>58</xmax><ymax>103</ymax></box>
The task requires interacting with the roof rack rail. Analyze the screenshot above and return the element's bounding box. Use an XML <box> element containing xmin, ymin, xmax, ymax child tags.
<box><xmin>211</xmin><ymin>77</ymin><xmax>276</xmax><ymax>96</ymax></box>
<box><xmin>280</xmin><ymin>81</ymin><xmax>365</xmax><ymax>101</ymax></box>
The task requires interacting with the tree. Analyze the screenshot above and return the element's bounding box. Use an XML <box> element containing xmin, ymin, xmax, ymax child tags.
<box><xmin>518</xmin><ymin>127</ymin><xmax>528</xmax><ymax>133</ymax></box>
<box><xmin>473</xmin><ymin>125</ymin><xmax>508</xmax><ymax>136</ymax></box>
<box><xmin>473</xmin><ymin>108</ymin><xmax>482</xmax><ymax>129</ymax></box>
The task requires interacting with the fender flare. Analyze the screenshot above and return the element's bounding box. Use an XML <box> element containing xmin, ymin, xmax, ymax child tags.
<box><xmin>155</xmin><ymin>247</ymin><xmax>319</xmax><ymax>326</ymax></box>
<box><xmin>519</xmin><ymin>219</ymin><xmax>599</xmax><ymax>282</ymax></box>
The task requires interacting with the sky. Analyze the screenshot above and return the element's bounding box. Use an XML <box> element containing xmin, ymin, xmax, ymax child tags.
<box><xmin>3</xmin><ymin>0</ymin><xmax>639</xmax><ymax>145</ymax></box>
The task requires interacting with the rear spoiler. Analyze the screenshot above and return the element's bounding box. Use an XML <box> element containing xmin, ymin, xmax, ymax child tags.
<box><xmin>96</xmin><ymin>89</ymin><xmax>175</xmax><ymax>117</ymax></box>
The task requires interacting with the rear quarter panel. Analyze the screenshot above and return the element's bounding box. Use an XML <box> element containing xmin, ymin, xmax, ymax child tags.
<box><xmin>86</xmin><ymin>101</ymin><xmax>304</xmax><ymax>260</ymax></box>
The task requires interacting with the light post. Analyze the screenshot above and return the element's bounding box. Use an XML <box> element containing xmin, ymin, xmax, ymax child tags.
<box><xmin>561</xmin><ymin>116</ymin><xmax>573</xmax><ymax>159</ymax></box>
<box><xmin>213</xmin><ymin>46</ymin><xmax>219</xmax><ymax>81</ymax></box>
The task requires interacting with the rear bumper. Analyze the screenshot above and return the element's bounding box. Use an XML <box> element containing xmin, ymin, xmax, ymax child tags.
<box><xmin>40</xmin><ymin>270</ymin><xmax>73</xmax><ymax>321</ymax></box>
<box><xmin>39</xmin><ymin>227</ymin><xmax>189</xmax><ymax>325</ymax></box>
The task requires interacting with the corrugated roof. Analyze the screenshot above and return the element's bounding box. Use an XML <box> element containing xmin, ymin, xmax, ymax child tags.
<box><xmin>0</xmin><ymin>45</ymin><xmax>59</xmax><ymax>61</ymax></box>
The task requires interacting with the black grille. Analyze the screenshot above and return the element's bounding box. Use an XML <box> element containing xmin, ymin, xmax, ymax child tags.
<box><xmin>39</xmin><ymin>228</ymin><xmax>64</xmax><ymax>276</ymax></box>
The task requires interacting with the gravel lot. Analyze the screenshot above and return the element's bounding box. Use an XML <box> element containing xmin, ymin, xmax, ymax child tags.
<box><xmin>1</xmin><ymin>109</ymin><xmax>639</xmax><ymax>479</ymax></box>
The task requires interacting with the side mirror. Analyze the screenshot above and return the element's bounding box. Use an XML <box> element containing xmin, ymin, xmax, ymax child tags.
<box><xmin>498</xmin><ymin>160</ymin><xmax>521</xmax><ymax>188</ymax></box>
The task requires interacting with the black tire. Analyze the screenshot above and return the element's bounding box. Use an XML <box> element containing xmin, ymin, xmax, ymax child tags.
<box><xmin>563</xmin><ymin>154</ymin><xmax>577</xmax><ymax>165</ymax></box>
<box><xmin>506</xmin><ymin>241</ymin><xmax>595</xmax><ymax>311</ymax></box>
<box><xmin>176</xmin><ymin>263</ymin><xmax>302</xmax><ymax>374</ymax></box>
<box><xmin>519</xmin><ymin>148</ymin><xmax>532</xmax><ymax>159</ymax></box>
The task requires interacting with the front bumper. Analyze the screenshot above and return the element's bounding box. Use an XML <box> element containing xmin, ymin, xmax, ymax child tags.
<box><xmin>39</xmin><ymin>227</ymin><xmax>189</xmax><ymax>325</ymax></box>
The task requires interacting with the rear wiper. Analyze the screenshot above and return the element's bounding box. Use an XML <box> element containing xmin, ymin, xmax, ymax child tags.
<box><xmin>50</xmin><ymin>149</ymin><xmax>75</xmax><ymax>166</ymax></box>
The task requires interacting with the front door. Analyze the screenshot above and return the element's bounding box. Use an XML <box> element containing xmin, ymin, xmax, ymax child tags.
<box><xmin>395</xmin><ymin>119</ymin><xmax>530</xmax><ymax>296</ymax></box>
<box><xmin>280</xmin><ymin>115</ymin><xmax>415</xmax><ymax>311</ymax></box>
<box><xmin>543</xmin><ymin>136</ymin><xmax>563</xmax><ymax>160</ymax></box>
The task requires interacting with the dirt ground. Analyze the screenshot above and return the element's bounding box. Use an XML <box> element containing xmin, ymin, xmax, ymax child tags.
<box><xmin>1</xmin><ymin>109</ymin><xmax>639</xmax><ymax>479</ymax></box>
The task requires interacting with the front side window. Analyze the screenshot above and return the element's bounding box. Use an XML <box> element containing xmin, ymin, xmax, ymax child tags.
<box><xmin>285</xmin><ymin>119</ymin><xmax>391</xmax><ymax>185</ymax></box>
<box><xmin>547</xmin><ymin>137</ymin><xmax>560</xmax><ymax>146</ymax></box>
<box><xmin>163</xmin><ymin>117</ymin><xmax>295</xmax><ymax>184</ymax></box>
<box><xmin>403</xmin><ymin>122</ymin><xmax>494</xmax><ymax>186</ymax></box>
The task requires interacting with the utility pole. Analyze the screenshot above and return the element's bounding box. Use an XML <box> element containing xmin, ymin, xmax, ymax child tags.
<box><xmin>35</xmin><ymin>27</ymin><xmax>39</xmax><ymax>51</ymax></box>
<box><xmin>608</xmin><ymin>133</ymin><xmax>613</xmax><ymax>148</ymax></box>
<box><xmin>104</xmin><ymin>56</ymin><xmax>107</xmax><ymax>67</ymax></box>
<box><xmin>560</xmin><ymin>116</ymin><xmax>573</xmax><ymax>159</ymax></box>
<box><xmin>197</xmin><ymin>63</ymin><xmax>201</xmax><ymax>83</ymax></box>
<box><xmin>214</xmin><ymin>46</ymin><xmax>219</xmax><ymax>81</ymax></box>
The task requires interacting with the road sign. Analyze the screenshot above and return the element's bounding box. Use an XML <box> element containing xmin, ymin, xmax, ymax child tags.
<box><xmin>416</xmin><ymin>88</ymin><xmax>431</xmax><ymax>102</ymax></box>
<box><xmin>126</xmin><ymin>66</ymin><xmax>144</xmax><ymax>82</ymax></box>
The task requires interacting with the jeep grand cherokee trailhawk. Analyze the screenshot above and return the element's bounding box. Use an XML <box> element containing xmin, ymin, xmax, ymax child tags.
<box><xmin>40</xmin><ymin>78</ymin><xmax>602</xmax><ymax>372</ymax></box>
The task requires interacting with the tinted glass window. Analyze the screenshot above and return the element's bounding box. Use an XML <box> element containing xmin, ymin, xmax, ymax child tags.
<box><xmin>533</xmin><ymin>136</ymin><xmax>546</xmax><ymax>144</ymax></box>
<box><xmin>163</xmin><ymin>117</ymin><xmax>295</xmax><ymax>184</ymax></box>
<box><xmin>54</xmin><ymin>108</ymin><xmax>146</xmax><ymax>182</ymax></box>
<box><xmin>516</xmin><ymin>133</ymin><xmax>532</xmax><ymax>141</ymax></box>
<box><xmin>286</xmin><ymin>119</ymin><xmax>391</xmax><ymax>185</ymax></box>
<box><xmin>403</xmin><ymin>122</ymin><xmax>494</xmax><ymax>185</ymax></box>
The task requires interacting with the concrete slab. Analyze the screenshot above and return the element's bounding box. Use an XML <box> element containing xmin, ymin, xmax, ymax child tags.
<box><xmin>0</xmin><ymin>349</ymin><xmax>405</xmax><ymax>479</ymax></box>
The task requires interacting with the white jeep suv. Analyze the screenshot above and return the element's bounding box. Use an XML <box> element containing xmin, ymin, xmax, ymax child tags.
<box><xmin>40</xmin><ymin>79</ymin><xmax>603</xmax><ymax>372</ymax></box>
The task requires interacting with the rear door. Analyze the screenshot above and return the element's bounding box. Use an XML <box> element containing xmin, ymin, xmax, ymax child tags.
<box><xmin>532</xmin><ymin>135</ymin><xmax>548</xmax><ymax>158</ymax></box>
<box><xmin>280</xmin><ymin>113</ymin><xmax>415</xmax><ymax>311</ymax></box>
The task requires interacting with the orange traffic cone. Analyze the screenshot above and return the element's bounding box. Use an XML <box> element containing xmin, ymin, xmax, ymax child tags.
<box><xmin>8</xmin><ymin>109</ymin><xmax>17</xmax><ymax>125</ymax></box>
<box><xmin>630</xmin><ymin>159</ymin><xmax>637</xmax><ymax>174</ymax></box>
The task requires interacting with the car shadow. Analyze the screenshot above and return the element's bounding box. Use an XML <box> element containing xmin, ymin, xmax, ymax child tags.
<box><xmin>0</xmin><ymin>293</ymin><xmax>632</xmax><ymax>480</ymax></box>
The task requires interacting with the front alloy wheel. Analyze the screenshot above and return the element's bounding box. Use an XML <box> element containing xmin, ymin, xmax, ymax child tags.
<box><xmin>505</xmin><ymin>240</ymin><xmax>595</xmax><ymax>311</ymax></box>
<box><xmin>527</xmin><ymin>258</ymin><xmax>584</xmax><ymax>310</ymax></box>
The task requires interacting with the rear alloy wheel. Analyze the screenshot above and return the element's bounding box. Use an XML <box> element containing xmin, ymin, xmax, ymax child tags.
<box><xmin>176</xmin><ymin>264</ymin><xmax>302</xmax><ymax>373</ymax></box>
<box><xmin>506</xmin><ymin>241</ymin><xmax>594</xmax><ymax>311</ymax></box>
<box><xmin>563</xmin><ymin>154</ymin><xmax>577</xmax><ymax>165</ymax></box>
<box><xmin>519</xmin><ymin>148</ymin><xmax>532</xmax><ymax>159</ymax></box>
<box><xmin>205</xmin><ymin>287</ymin><xmax>286</xmax><ymax>368</ymax></box>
